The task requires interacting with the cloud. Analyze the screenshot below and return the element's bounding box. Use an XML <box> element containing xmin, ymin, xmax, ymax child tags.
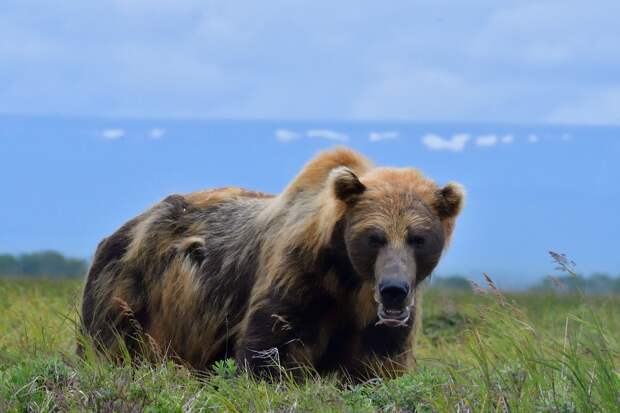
<box><xmin>501</xmin><ymin>134</ymin><xmax>514</xmax><ymax>144</ymax></box>
<box><xmin>306</xmin><ymin>129</ymin><xmax>349</xmax><ymax>142</ymax></box>
<box><xmin>422</xmin><ymin>133</ymin><xmax>470</xmax><ymax>152</ymax></box>
<box><xmin>469</xmin><ymin>3</ymin><xmax>620</xmax><ymax>67</ymax></box>
<box><xmin>528</xmin><ymin>134</ymin><xmax>539</xmax><ymax>143</ymax></box>
<box><xmin>2</xmin><ymin>1</ymin><xmax>619</xmax><ymax>124</ymax></box>
<box><xmin>369</xmin><ymin>131</ymin><xmax>399</xmax><ymax>142</ymax></box>
<box><xmin>476</xmin><ymin>134</ymin><xmax>498</xmax><ymax>147</ymax></box>
<box><xmin>101</xmin><ymin>129</ymin><xmax>125</xmax><ymax>140</ymax></box>
<box><xmin>275</xmin><ymin>129</ymin><xmax>301</xmax><ymax>143</ymax></box>
<box><xmin>351</xmin><ymin>69</ymin><xmax>489</xmax><ymax>121</ymax></box>
<box><xmin>276</xmin><ymin>128</ymin><xmax>349</xmax><ymax>143</ymax></box>
<box><xmin>546</xmin><ymin>86</ymin><xmax>620</xmax><ymax>125</ymax></box>
<box><xmin>149</xmin><ymin>128</ymin><xmax>166</xmax><ymax>139</ymax></box>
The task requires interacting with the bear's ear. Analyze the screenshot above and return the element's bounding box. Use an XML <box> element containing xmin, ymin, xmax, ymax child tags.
<box><xmin>434</xmin><ymin>182</ymin><xmax>465</xmax><ymax>219</ymax></box>
<box><xmin>330</xmin><ymin>167</ymin><xmax>366</xmax><ymax>203</ymax></box>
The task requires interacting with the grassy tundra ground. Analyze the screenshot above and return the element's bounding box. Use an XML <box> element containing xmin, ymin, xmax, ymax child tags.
<box><xmin>1</xmin><ymin>277</ymin><xmax>619</xmax><ymax>412</ymax></box>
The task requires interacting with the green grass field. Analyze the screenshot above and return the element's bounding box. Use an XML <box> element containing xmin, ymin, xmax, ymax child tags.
<box><xmin>1</xmin><ymin>277</ymin><xmax>619</xmax><ymax>412</ymax></box>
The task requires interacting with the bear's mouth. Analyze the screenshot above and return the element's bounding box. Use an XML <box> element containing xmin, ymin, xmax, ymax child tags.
<box><xmin>375</xmin><ymin>305</ymin><xmax>411</xmax><ymax>327</ymax></box>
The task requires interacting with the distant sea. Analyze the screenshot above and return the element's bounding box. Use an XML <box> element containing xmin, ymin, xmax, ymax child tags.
<box><xmin>1</xmin><ymin>115</ymin><xmax>619</xmax><ymax>288</ymax></box>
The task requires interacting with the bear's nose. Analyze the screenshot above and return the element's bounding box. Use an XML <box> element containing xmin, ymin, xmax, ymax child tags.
<box><xmin>379</xmin><ymin>278</ymin><xmax>410</xmax><ymax>309</ymax></box>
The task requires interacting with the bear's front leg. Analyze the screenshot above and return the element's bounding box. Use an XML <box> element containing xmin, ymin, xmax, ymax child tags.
<box><xmin>236</xmin><ymin>299</ymin><xmax>313</xmax><ymax>380</ymax></box>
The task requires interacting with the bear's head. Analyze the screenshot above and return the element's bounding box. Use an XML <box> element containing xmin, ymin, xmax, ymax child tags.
<box><xmin>330</xmin><ymin>166</ymin><xmax>464</xmax><ymax>327</ymax></box>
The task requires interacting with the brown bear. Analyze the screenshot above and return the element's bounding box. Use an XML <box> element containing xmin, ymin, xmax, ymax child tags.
<box><xmin>80</xmin><ymin>147</ymin><xmax>464</xmax><ymax>380</ymax></box>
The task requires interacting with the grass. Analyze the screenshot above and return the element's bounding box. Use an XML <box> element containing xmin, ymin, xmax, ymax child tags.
<box><xmin>1</xmin><ymin>277</ymin><xmax>619</xmax><ymax>412</ymax></box>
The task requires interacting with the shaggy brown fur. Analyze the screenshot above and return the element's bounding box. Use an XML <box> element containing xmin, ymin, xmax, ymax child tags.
<box><xmin>80</xmin><ymin>147</ymin><xmax>464</xmax><ymax>380</ymax></box>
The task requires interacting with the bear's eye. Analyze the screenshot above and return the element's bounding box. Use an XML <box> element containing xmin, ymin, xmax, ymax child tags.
<box><xmin>367</xmin><ymin>232</ymin><xmax>387</xmax><ymax>248</ymax></box>
<box><xmin>408</xmin><ymin>234</ymin><xmax>426</xmax><ymax>248</ymax></box>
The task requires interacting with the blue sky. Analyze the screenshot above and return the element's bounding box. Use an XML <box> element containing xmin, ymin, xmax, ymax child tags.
<box><xmin>1</xmin><ymin>0</ymin><xmax>619</xmax><ymax>123</ymax></box>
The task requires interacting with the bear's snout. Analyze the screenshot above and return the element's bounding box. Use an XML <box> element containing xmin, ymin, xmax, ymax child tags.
<box><xmin>379</xmin><ymin>278</ymin><xmax>410</xmax><ymax>310</ymax></box>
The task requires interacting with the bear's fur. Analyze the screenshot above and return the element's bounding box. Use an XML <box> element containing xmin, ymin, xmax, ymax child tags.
<box><xmin>80</xmin><ymin>147</ymin><xmax>464</xmax><ymax>380</ymax></box>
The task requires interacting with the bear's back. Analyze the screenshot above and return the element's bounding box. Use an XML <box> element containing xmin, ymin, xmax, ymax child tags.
<box><xmin>184</xmin><ymin>187</ymin><xmax>274</xmax><ymax>209</ymax></box>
